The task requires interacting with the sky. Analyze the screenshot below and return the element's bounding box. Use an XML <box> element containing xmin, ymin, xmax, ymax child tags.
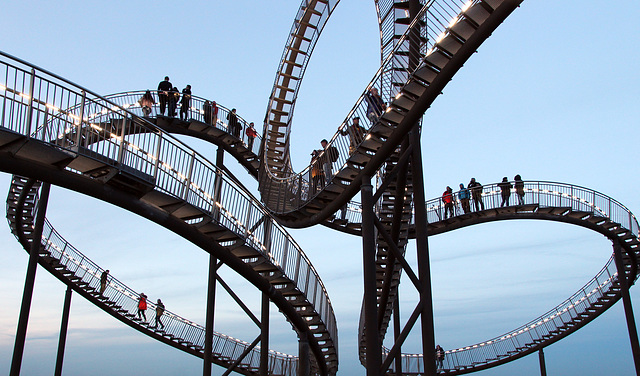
<box><xmin>1</xmin><ymin>0</ymin><xmax>640</xmax><ymax>375</ymax></box>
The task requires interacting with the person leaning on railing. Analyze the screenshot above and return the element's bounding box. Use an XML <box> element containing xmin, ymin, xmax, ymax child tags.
<box><xmin>514</xmin><ymin>174</ymin><xmax>525</xmax><ymax>205</ymax></box>
<box><xmin>157</xmin><ymin>76</ymin><xmax>172</xmax><ymax>115</ymax></box>
<box><xmin>468</xmin><ymin>178</ymin><xmax>485</xmax><ymax>211</ymax></box>
<box><xmin>138</xmin><ymin>90</ymin><xmax>156</xmax><ymax>117</ymax></box>
<box><xmin>498</xmin><ymin>177</ymin><xmax>512</xmax><ymax>207</ymax></box>
<box><xmin>458</xmin><ymin>183</ymin><xmax>471</xmax><ymax>214</ymax></box>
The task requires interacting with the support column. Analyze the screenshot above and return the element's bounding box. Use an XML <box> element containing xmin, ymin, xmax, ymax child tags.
<box><xmin>203</xmin><ymin>254</ymin><xmax>218</xmax><ymax>376</ymax></box>
<box><xmin>362</xmin><ymin>175</ymin><xmax>381</xmax><ymax>376</ymax></box>
<box><xmin>613</xmin><ymin>241</ymin><xmax>640</xmax><ymax>375</ymax></box>
<box><xmin>54</xmin><ymin>286</ymin><xmax>73</xmax><ymax>376</ymax></box>
<box><xmin>409</xmin><ymin>126</ymin><xmax>436</xmax><ymax>376</ymax></box>
<box><xmin>393</xmin><ymin>291</ymin><xmax>402</xmax><ymax>376</ymax></box>
<box><xmin>10</xmin><ymin>181</ymin><xmax>51</xmax><ymax>376</ymax></box>
<box><xmin>538</xmin><ymin>349</ymin><xmax>547</xmax><ymax>376</ymax></box>
<box><xmin>260</xmin><ymin>292</ymin><xmax>270</xmax><ymax>376</ymax></box>
<box><xmin>298</xmin><ymin>332</ymin><xmax>310</xmax><ymax>376</ymax></box>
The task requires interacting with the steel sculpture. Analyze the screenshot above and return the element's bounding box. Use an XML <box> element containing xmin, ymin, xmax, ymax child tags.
<box><xmin>1</xmin><ymin>0</ymin><xmax>639</xmax><ymax>376</ymax></box>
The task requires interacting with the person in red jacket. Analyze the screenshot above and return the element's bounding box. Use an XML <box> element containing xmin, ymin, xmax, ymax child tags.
<box><xmin>246</xmin><ymin>122</ymin><xmax>258</xmax><ymax>151</ymax></box>
<box><xmin>137</xmin><ymin>293</ymin><xmax>148</xmax><ymax>322</ymax></box>
<box><xmin>442</xmin><ymin>186</ymin><xmax>454</xmax><ymax>219</ymax></box>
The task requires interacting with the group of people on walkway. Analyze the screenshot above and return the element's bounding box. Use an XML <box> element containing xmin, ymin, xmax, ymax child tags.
<box><xmin>99</xmin><ymin>269</ymin><xmax>166</xmax><ymax>330</ymax></box>
<box><xmin>442</xmin><ymin>175</ymin><xmax>525</xmax><ymax>219</ymax></box>
<box><xmin>152</xmin><ymin>76</ymin><xmax>192</xmax><ymax>120</ymax></box>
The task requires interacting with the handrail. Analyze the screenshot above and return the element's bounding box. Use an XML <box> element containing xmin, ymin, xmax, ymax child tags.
<box><xmin>362</xmin><ymin>180</ymin><xmax>639</xmax><ymax>373</ymax></box>
<box><xmin>340</xmin><ymin>181</ymin><xmax>640</xmax><ymax>236</ymax></box>
<box><xmin>0</xmin><ymin>50</ymin><xmax>337</xmax><ymax>371</ymax></box>
<box><xmin>260</xmin><ymin>0</ymin><xmax>479</xmax><ymax>215</ymax></box>
<box><xmin>101</xmin><ymin>90</ymin><xmax>262</xmax><ymax>156</ymax></box>
<box><xmin>6</xmin><ymin>176</ymin><xmax>296</xmax><ymax>374</ymax></box>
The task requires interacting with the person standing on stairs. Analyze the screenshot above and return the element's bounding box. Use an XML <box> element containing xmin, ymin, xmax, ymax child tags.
<box><xmin>179</xmin><ymin>84</ymin><xmax>191</xmax><ymax>120</ymax></box>
<box><xmin>99</xmin><ymin>269</ymin><xmax>109</xmax><ymax>295</ymax></box>
<box><xmin>227</xmin><ymin>108</ymin><xmax>240</xmax><ymax>138</ymax></box>
<box><xmin>168</xmin><ymin>87</ymin><xmax>180</xmax><ymax>117</ymax></box>
<box><xmin>498</xmin><ymin>177</ymin><xmax>512</xmax><ymax>207</ymax></box>
<box><xmin>320</xmin><ymin>139</ymin><xmax>338</xmax><ymax>184</ymax></box>
<box><xmin>514</xmin><ymin>174</ymin><xmax>525</xmax><ymax>205</ymax></box>
<box><xmin>137</xmin><ymin>293</ymin><xmax>148</xmax><ymax>322</ymax></box>
<box><xmin>154</xmin><ymin>299</ymin><xmax>165</xmax><ymax>329</ymax></box>
<box><xmin>246</xmin><ymin>122</ymin><xmax>258</xmax><ymax>151</ymax></box>
<box><xmin>442</xmin><ymin>186</ymin><xmax>454</xmax><ymax>219</ymax></box>
<box><xmin>157</xmin><ymin>76</ymin><xmax>172</xmax><ymax>116</ymax></box>
<box><xmin>458</xmin><ymin>183</ymin><xmax>471</xmax><ymax>214</ymax></box>
<box><xmin>468</xmin><ymin>178</ymin><xmax>485</xmax><ymax>211</ymax></box>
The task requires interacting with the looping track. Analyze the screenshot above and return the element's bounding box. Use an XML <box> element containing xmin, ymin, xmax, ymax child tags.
<box><xmin>1</xmin><ymin>0</ymin><xmax>637</xmax><ymax>375</ymax></box>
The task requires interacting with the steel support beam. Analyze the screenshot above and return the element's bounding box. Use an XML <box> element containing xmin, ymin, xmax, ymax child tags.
<box><xmin>409</xmin><ymin>126</ymin><xmax>436</xmax><ymax>376</ymax></box>
<box><xmin>613</xmin><ymin>241</ymin><xmax>640</xmax><ymax>375</ymax></box>
<box><xmin>538</xmin><ymin>349</ymin><xmax>547</xmax><ymax>376</ymax></box>
<box><xmin>362</xmin><ymin>174</ymin><xmax>381</xmax><ymax>376</ymax></box>
<box><xmin>10</xmin><ymin>181</ymin><xmax>51</xmax><ymax>376</ymax></box>
<box><xmin>393</xmin><ymin>289</ymin><xmax>402</xmax><ymax>376</ymax></box>
<box><xmin>54</xmin><ymin>285</ymin><xmax>73</xmax><ymax>376</ymax></box>
<box><xmin>299</xmin><ymin>332</ymin><xmax>310</xmax><ymax>376</ymax></box>
<box><xmin>204</xmin><ymin>147</ymin><xmax>225</xmax><ymax>376</ymax></box>
<box><xmin>260</xmin><ymin>292</ymin><xmax>270</xmax><ymax>376</ymax></box>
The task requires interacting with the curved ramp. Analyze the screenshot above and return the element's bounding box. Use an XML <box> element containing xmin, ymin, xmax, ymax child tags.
<box><xmin>343</xmin><ymin>181</ymin><xmax>640</xmax><ymax>374</ymax></box>
<box><xmin>0</xmin><ymin>51</ymin><xmax>338</xmax><ymax>375</ymax></box>
<box><xmin>259</xmin><ymin>0</ymin><xmax>524</xmax><ymax>228</ymax></box>
<box><xmin>7</xmin><ymin>176</ymin><xmax>296</xmax><ymax>376</ymax></box>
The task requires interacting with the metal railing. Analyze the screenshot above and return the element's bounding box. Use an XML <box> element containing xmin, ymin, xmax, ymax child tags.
<box><xmin>0</xmin><ymin>50</ymin><xmax>337</xmax><ymax>372</ymax></box>
<box><xmin>260</xmin><ymin>0</ymin><xmax>480</xmax><ymax>214</ymax></box>
<box><xmin>364</xmin><ymin>180</ymin><xmax>638</xmax><ymax>373</ymax></box>
<box><xmin>100</xmin><ymin>90</ymin><xmax>261</xmax><ymax>156</ymax></box>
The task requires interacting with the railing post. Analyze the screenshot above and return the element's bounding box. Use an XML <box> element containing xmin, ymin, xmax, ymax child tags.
<box><xmin>183</xmin><ymin>151</ymin><xmax>196</xmax><ymax>201</ymax></box>
<box><xmin>116</xmin><ymin>113</ymin><xmax>128</xmax><ymax>164</ymax></box>
<box><xmin>75</xmin><ymin>91</ymin><xmax>86</xmax><ymax>149</ymax></box>
<box><xmin>54</xmin><ymin>285</ymin><xmax>73</xmax><ymax>376</ymax></box>
<box><xmin>10</xmin><ymin>182</ymin><xmax>51</xmax><ymax>376</ymax></box>
<box><xmin>25</xmin><ymin>68</ymin><xmax>36</xmax><ymax>138</ymax></box>
<box><xmin>153</xmin><ymin>134</ymin><xmax>163</xmax><ymax>180</ymax></box>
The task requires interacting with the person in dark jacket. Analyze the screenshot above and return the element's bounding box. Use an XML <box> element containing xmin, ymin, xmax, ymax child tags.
<box><xmin>435</xmin><ymin>345</ymin><xmax>445</xmax><ymax>370</ymax></box>
<box><xmin>157</xmin><ymin>76</ymin><xmax>172</xmax><ymax>115</ymax></box>
<box><xmin>365</xmin><ymin>87</ymin><xmax>385</xmax><ymax>124</ymax></box>
<box><xmin>498</xmin><ymin>177</ymin><xmax>512</xmax><ymax>207</ymax></box>
<box><xmin>468</xmin><ymin>178</ymin><xmax>484</xmax><ymax>211</ymax></box>
<box><xmin>227</xmin><ymin>108</ymin><xmax>240</xmax><ymax>138</ymax></box>
<box><xmin>514</xmin><ymin>174</ymin><xmax>525</xmax><ymax>205</ymax></box>
<box><xmin>168</xmin><ymin>87</ymin><xmax>180</xmax><ymax>117</ymax></box>
<box><xmin>154</xmin><ymin>299</ymin><xmax>165</xmax><ymax>329</ymax></box>
<box><xmin>203</xmin><ymin>100</ymin><xmax>213</xmax><ymax>124</ymax></box>
<box><xmin>339</xmin><ymin>116</ymin><xmax>366</xmax><ymax>154</ymax></box>
<box><xmin>179</xmin><ymin>85</ymin><xmax>191</xmax><ymax>120</ymax></box>
<box><xmin>100</xmin><ymin>269</ymin><xmax>109</xmax><ymax>295</ymax></box>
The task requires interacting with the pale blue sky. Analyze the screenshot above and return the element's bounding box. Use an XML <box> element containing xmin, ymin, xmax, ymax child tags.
<box><xmin>1</xmin><ymin>1</ymin><xmax>639</xmax><ymax>375</ymax></box>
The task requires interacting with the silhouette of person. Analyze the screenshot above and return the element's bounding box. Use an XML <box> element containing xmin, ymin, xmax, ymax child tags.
<box><xmin>340</xmin><ymin>116</ymin><xmax>366</xmax><ymax>154</ymax></box>
<box><xmin>168</xmin><ymin>87</ymin><xmax>180</xmax><ymax>117</ymax></box>
<box><xmin>514</xmin><ymin>174</ymin><xmax>525</xmax><ymax>205</ymax></box>
<box><xmin>157</xmin><ymin>76</ymin><xmax>172</xmax><ymax>115</ymax></box>
<box><xmin>100</xmin><ymin>269</ymin><xmax>109</xmax><ymax>295</ymax></box>
<box><xmin>179</xmin><ymin>84</ymin><xmax>191</xmax><ymax>120</ymax></box>
<box><xmin>154</xmin><ymin>299</ymin><xmax>165</xmax><ymax>329</ymax></box>
<box><xmin>498</xmin><ymin>177</ymin><xmax>512</xmax><ymax>207</ymax></box>
<box><xmin>227</xmin><ymin>108</ymin><xmax>240</xmax><ymax>138</ymax></box>
<box><xmin>468</xmin><ymin>178</ymin><xmax>484</xmax><ymax>211</ymax></box>
<box><xmin>436</xmin><ymin>345</ymin><xmax>445</xmax><ymax>370</ymax></box>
